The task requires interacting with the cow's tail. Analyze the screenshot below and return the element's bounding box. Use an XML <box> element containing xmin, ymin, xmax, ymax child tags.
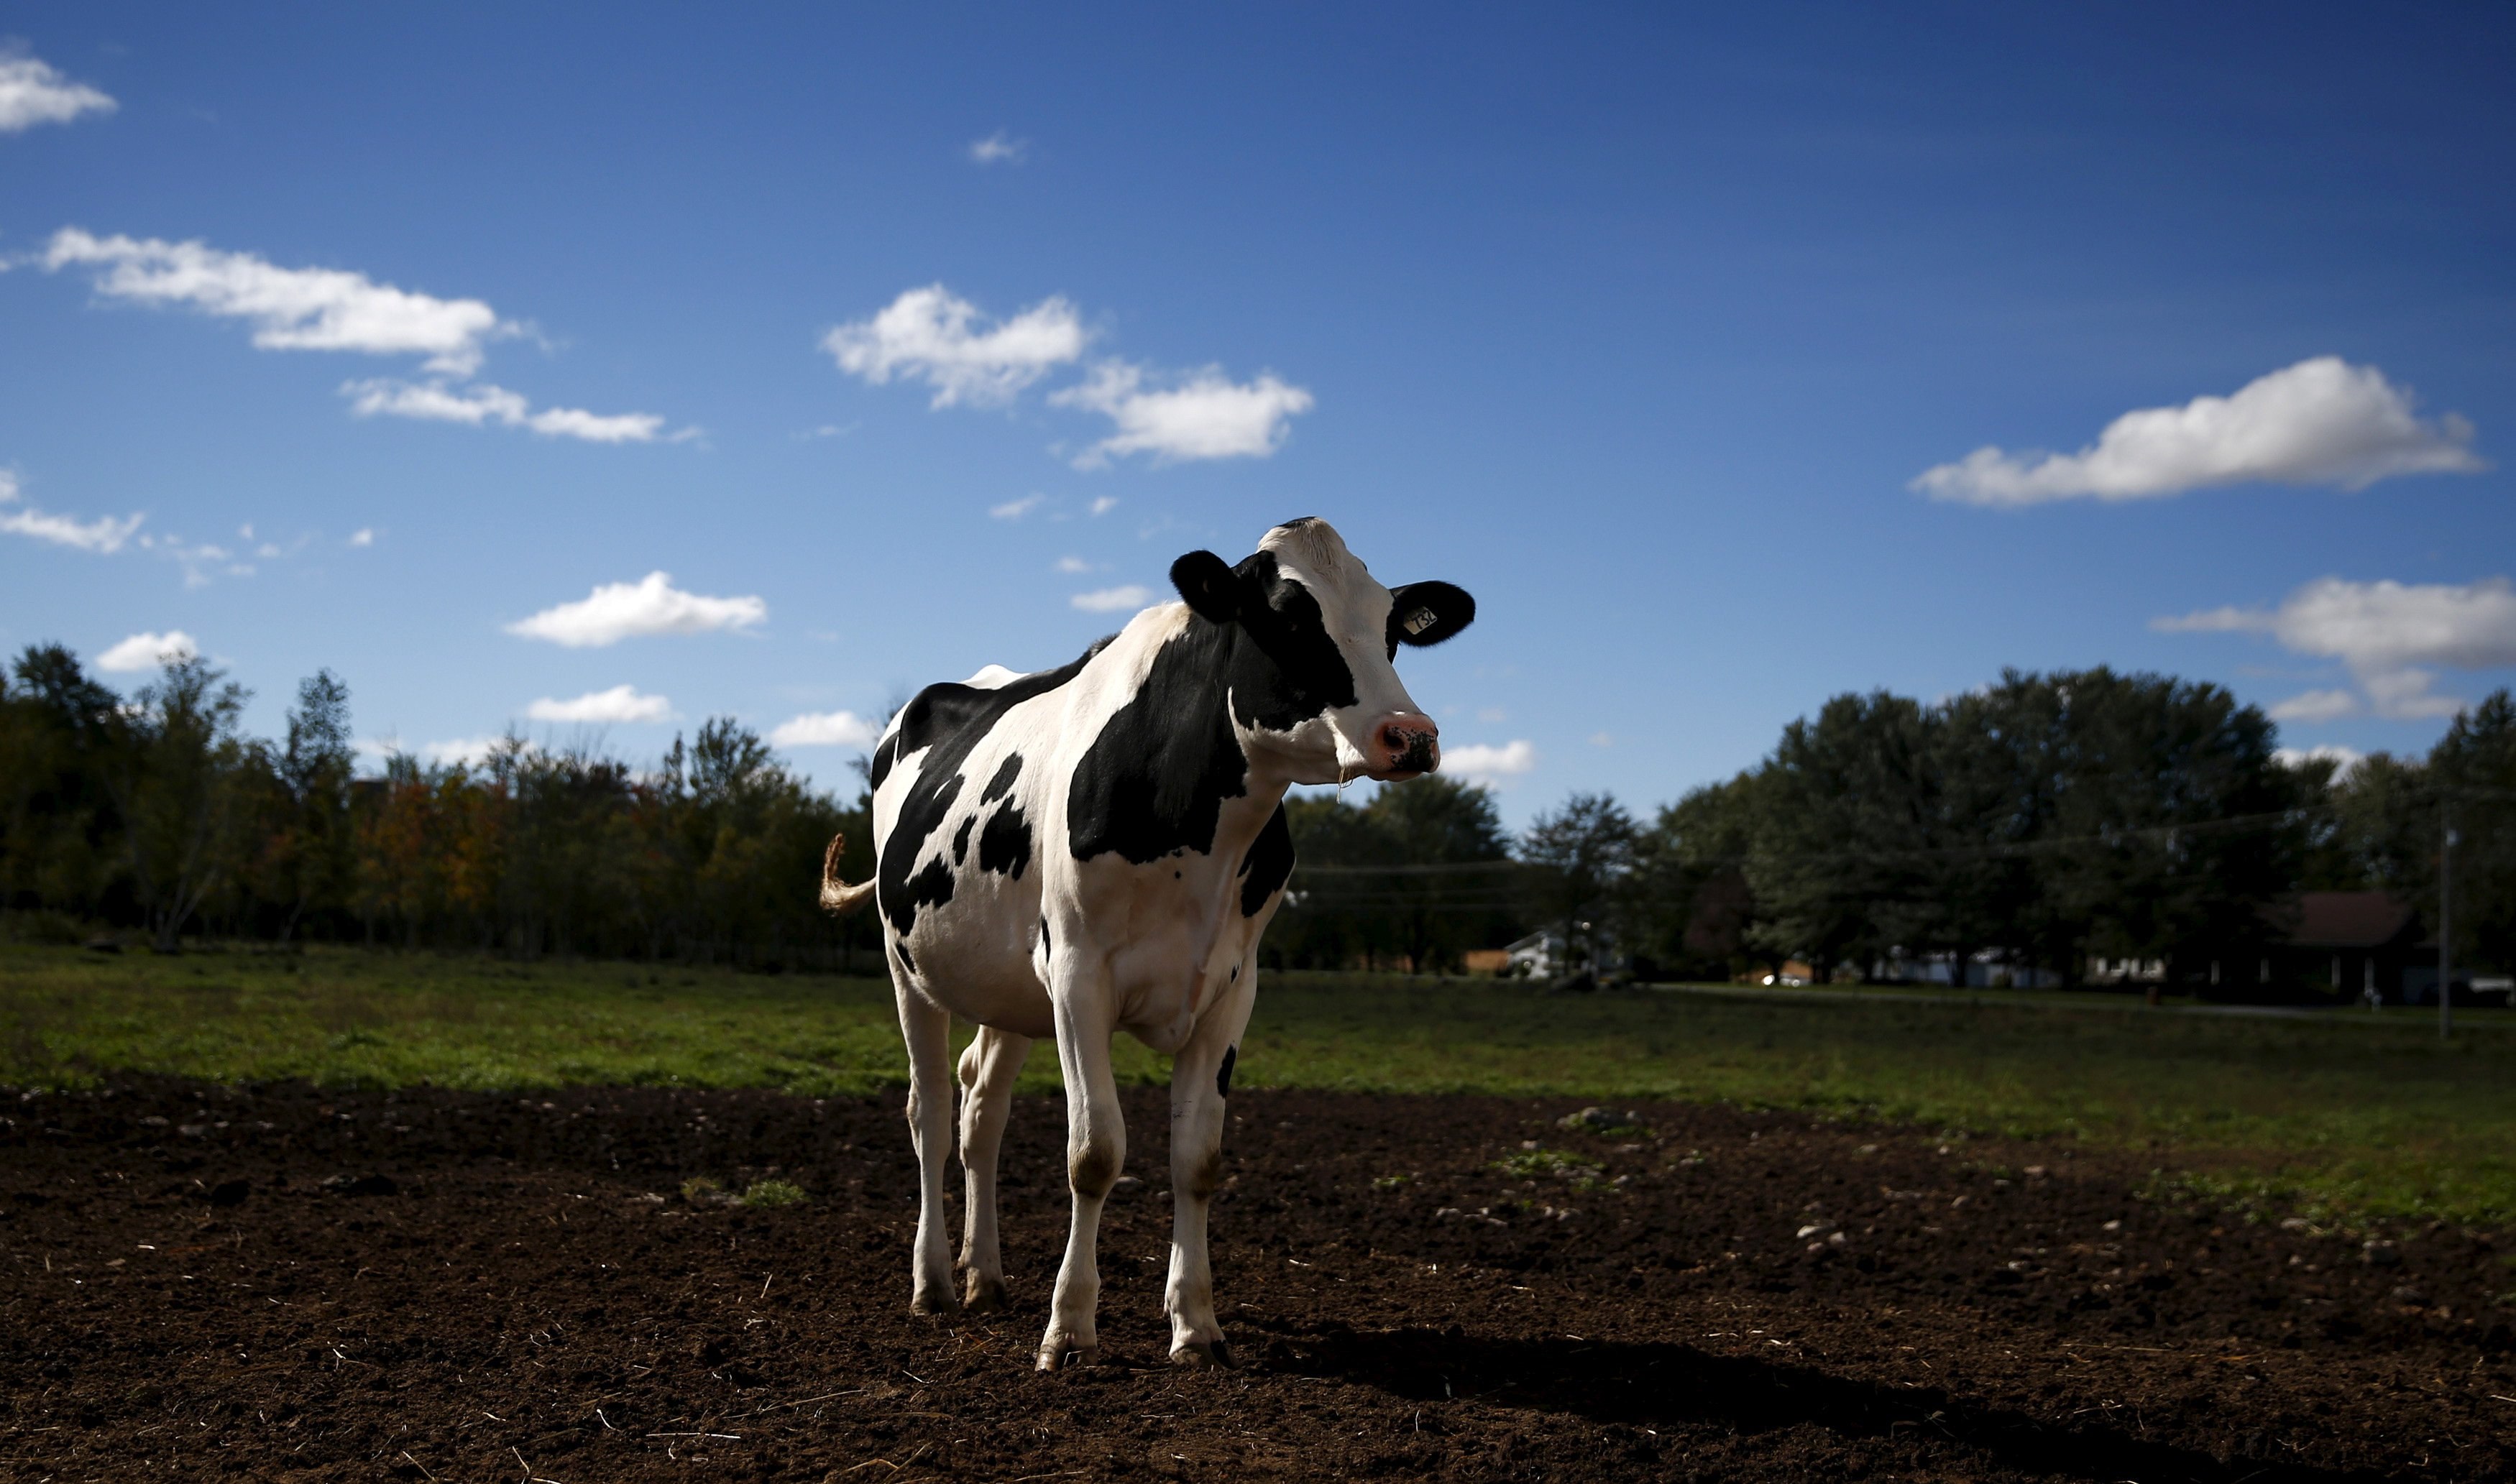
<box><xmin>819</xmin><ymin>834</ymin><xmax>877</xmax><ymax>916</ymax></box>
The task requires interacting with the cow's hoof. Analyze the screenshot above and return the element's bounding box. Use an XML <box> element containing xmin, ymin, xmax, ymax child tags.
<box><xmin>963</xmin><ymin>1273</ymin><xmax>1007</xmax><ymax>1313</ymax></box>
<box><xmin>1170</xmin><ymin>1339</ymin><xmax>1234</xmax><ymax>1369</ymax></box>
<box><xmin>1037</xmin><ymin>1342</ymin><xmax>1098</xmax><ymax>1371</ymax></box>
<box><xmin>909</xmin><ymin>1289</ymin><xmax>960</xmax><ymax>1317</ymax></box>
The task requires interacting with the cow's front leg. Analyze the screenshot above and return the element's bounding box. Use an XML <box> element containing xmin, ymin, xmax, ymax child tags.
<box><xmin>1164</xmin><ymin>958</ymin><xmax>1258</xmax><ymax>1366</ymax></box>
<box><xmin>1039</xmin><ymin>972</ymin><xmax>1122</xmax><ymax>1370</ymax></box>
<box><xmin>894</xmin><ymin>980</ymin><xmax>958</xmax><ymax>1316</ymax></box>
<box><xmin>955</xmin><ymin>1024</ymin><xmax>1032</xmax><ymax>1312</ymax></box>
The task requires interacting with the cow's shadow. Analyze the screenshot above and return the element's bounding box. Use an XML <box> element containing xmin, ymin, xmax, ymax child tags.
<box><xmin>1260</xmin><ymin>1325</ymin><xmax>2390</xmax><ymax>1484</ymax></box>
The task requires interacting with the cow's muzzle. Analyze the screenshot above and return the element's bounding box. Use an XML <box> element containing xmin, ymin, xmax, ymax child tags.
<box><xmin>1369</xmin><ymin>714</ymin><xmax>1442</xmax><ymax>780</ymax></box>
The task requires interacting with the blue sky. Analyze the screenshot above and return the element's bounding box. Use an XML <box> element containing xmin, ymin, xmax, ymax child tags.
<box><xmin>4</xmin><ymin>4</ymin><xmax>2511</xmax><ymax>822</ymax></box>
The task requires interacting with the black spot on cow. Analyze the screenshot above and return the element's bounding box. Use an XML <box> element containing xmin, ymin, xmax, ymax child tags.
<box><xmin>952</xmin><ymin>814</ymin><xmax>975</xmax><ymax>865</ymax></box>
<box><xmin>868</xmin><ymin>732</ymin><xmax>901</xmax><ymax>791</ymax></box>
<box><xmin>1237</xmin><ymin>804</ymin><xmax>1294</xmax><ymax>917</ymax></box>
<box><xmin>1038</xmin><ymin>916</ymin><xmax>1051</xmax><ymax>955</ymax></box>
<box><xmin>1068</xmin><ymin>617</ymin><xmax>1250</xmax><ymax>864</ymax></box>
<box><xmin>897</xmin><ymin>854</ymin><xmax>957</xmax><ymax>938</ymax></box>
<box><xmin>981</xmin><ymin>753</ymin><xmax>1022</xmax><ymax>803</ymax></box>
<box><xmin>877</xmin><ymin>650</ymin><xmax>1091</xmax><ymax>941</ymax></box>
<box><xmin>978</xmin><ymin>803</ymin><xmax>1032</xmax><ymax>879</ymax></box>
<box><xmin>1216</xmin><ymin>1044</ymin><xmax>1237</xmax><ymax>1098</ymax></box>
<box><xmin>1274</xmin><ymin>515</ymin><xmax>1320</xmax><ymax>530</ymax></box>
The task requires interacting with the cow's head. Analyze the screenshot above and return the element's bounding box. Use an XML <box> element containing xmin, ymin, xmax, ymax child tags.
<box><xmin>1169</xmin><ymin>517</ymin><xmax>1475</xmax><ymax>785</ymax></box>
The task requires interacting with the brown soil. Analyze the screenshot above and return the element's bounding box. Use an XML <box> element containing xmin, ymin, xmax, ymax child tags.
<box><xmin>3</xmin><ymin>1078</ymin><xmax>2510</xmax><ymax>1482</ymax></box>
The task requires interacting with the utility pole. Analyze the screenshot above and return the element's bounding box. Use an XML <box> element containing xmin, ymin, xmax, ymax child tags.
<box><xmin>2440</xmin><ymin>798</ymin><xmax>2455</xmax><ymax>1041</ymax></box>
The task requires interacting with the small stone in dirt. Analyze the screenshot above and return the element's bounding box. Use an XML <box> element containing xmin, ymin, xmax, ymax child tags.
<box><xmin>2279</xmin><ymin>1216</ymin><xmax>2310</xmax><ymax>1230</ymax></box>
<box><xmin>1558</xmin><ymin>1107</ymin><xmax>1647</xmax><ymax>1137</ymax></box>
<box><xmin>207</xmin><ymin>1179</ymin><xmax>250</xmax><ymax>1207</ymax></box>
<box><xmin>321</xmin><ymin>1174</ymin><xmax>399</xmax><ymax>1197</ymax></box>
<box><xmin>1111</xmin><ymin>1175</ymin><xmax>1146</xmax><ymax>1196</ymax></box>
<box><xmin>2390</xmin><ymin>1286</ymin><xmax>2430</xmax><ymax>1305</ymax></box>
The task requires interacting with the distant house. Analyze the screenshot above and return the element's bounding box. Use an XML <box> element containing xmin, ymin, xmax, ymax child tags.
<box><xmin>2264</xmin><ymin>891</ymin><xmax>2427</xmax><ymax>1004</ymax></box>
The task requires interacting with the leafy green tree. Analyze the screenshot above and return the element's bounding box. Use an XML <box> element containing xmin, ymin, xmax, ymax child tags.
<box><xmin>1630</xmin><ymin>772</ymin><xmax>1763</xmax><ymax>980</ymax></box>
<box><xmin>0</xmin><ymin>645</ymin><xmax>124</xmax><ymax>923</ymax></box>
<box><xmin>2034</xmin><ymin>669</ymin><xmax>2304</xmax><ymax>988</ymax></box>
<box><xmin>104</xmin><ymin>657</ymin><xmax>253</xmax><ymax>951</ymax></box>
<box><xmin>267</xmin><ymin>670</ymin><xmax>357</xmax><ymax>941</ymax></box>
<box><xmin>1520</xmin><ymin>791</ymin><xmax>1637</xmax><ymax>979</ymax></box>
<box><xmin>2429</xmin><ymin>689</ymin><xmax>2516</xmax><ymax>974</ymax></box>
<box><xmin>1745</xmin><ymin>691</ymin><xmax>1937</xmax><ymax>980</ymax></box>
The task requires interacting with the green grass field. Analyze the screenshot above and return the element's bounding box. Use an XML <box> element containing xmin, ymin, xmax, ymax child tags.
<box><xmin>4</xmin><ymin>945</ymin><xmax>2510</xmax><ymax>1227</ymax></box>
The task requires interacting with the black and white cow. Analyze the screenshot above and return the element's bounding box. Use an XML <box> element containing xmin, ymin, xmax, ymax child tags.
<box><xmin>819</xmin><ymin>517</ymin><xmax>1474</xmax><ymax>1370</ymax></box>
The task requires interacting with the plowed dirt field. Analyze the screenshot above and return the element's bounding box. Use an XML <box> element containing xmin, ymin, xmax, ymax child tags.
<box><xmin>4</xmin><ymin>1078</ymin><xmax>2509</xmax><ymax>1481</ymax></box>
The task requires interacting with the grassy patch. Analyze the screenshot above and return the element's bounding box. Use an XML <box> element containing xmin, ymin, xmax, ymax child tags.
<box><xmin>4</xmin><ymin>947</ymin><xmax>2512</xmax><ymax>1226</ymax></box>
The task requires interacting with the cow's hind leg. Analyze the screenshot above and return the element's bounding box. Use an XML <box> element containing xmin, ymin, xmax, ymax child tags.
<box><xmin>894</xmin><ymin>977</ymin><xmax>958</xmax><ymax>1315</ymax></box>
<box><xmin>1164</xmin><ymin>958</ymin><xmax>1258</xmax><ymax>1366</ymax></box>
<box><xmin>1039</xmin><ymin>976</ymin><xmax>1123</xmax><ymax>1370</ymax></box>
<box><xmin>955</xmin><ymin>1025</ymin><xmax>1032</xmax><ymax>1312</ymax></box>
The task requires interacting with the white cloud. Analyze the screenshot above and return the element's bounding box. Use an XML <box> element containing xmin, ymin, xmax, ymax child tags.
<box><xmin>1054</xmin><ymin>556</ymin><xmax>1093</xmax><ymax>573</ymax></box>
<box><xmin>42</xmin><ymin>229</ymin><xmax>509</xmax><ymax>376</ymax></box>
<box><xmin>968</xmin><ymin>130</ymin><xmax>1029</xmax><ymax>165</ymax></box>
<box><xmin>422</xmin><ymin>736</ymin><xmax>508</xmax><ymax>769</ymax></box>
<box><xmin>1051</xmin><ymin>361</ymin><xmax>1314</xmax><ymax>466</ymax></box>
<box><xmin>38</xmin><ymin>229</ymin><xmax>682</xmax><ymax>440</ymax></box>
<box><xmin>340</xmin><ymin>378</ymin><xmax>667</xmax><ymax>443</ymax></box>
<box><xmin>96</xmin><ymin>630</ymin><xmax>198</xmax><ymax>673</ymax></box>
<box><xmin>2275</xmin><ymin>744</ymin><xmax>2366</xmax><ymax>777</ymax></box>
<box><xmin>1914</xmin><ymin>358</ymin><xmax>2485</xmax><ymax>506</ymax></box>
<box><xmin>2267</xmin><ymin>688</ymin><xmax>2359</xmax><ymax>724</ymax></box>
<box><xmin>1070</xmin><ymin>584</ymin><xmax>1152</xmax><ymax>613</ymax></box>
<box><xmin>1441</xmin><ymin>739</ymin><xmax>1538</xmax><ymax>780</ymax></box>
<box><xmin>0</xmin><ymin>50</ymin><xmax>116</xmax><ymax>133</ymax></box>
<box><xmin>1089</xmin><ymin>495</ymin><xmax>1119</xmax><ymax>516</ymax></box>
<box><xmin>768</xmin><ymin>709</ymin><xmax>879</xmax><ymax>749</ymax></box>
<box><xmin>990</xmin><ymin>494</ymin><xmax>1045</xmax><ymax>520</ymax></box>
<box><xmin>2158</xmin><ymin>575</ymin><xmax>2516</xmax><ymax>719</ymax></box>
<box><xmin>0</xmin><ymin>469</ymin><xmax>142</xmax><ymax>553</ymax></box>
<box><xmin>825</xmin><ymin>285</ymin><xmax>1086</xmax><ymax>409</ymax></box>
<box><xmin>137</xmin><ymin>530</ymin><xmax>252</xmax><ymax>587</ymax></box>
<box><xmin>526</xmin><ymin>684</ymin><xmax>674</xmax><ymax>724</ymax></box>
<box><xmin>1589</xmin><ymin>732</ymin><xmax>1615</xmax><ymax>747</ymax></box>
<box><xmin>348</xmin><ymin>527</ymin><xmax>376</xmax><ymax>547</ymax></box>
<box><xmin>507</xmin><ymin>571</ymin><xmax>768</xmax><ymax>647</ymax></box>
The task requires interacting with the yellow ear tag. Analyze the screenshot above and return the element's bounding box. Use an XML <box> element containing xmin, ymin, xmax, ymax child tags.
<box><xmin>1403</xmin><ymin>607</ymin><xmax>1438</xmax><ymax>635</ymax></box>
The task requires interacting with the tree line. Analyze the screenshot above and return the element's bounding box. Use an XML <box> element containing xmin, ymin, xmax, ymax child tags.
<box><xmin>1280</xmin><ymin>668</ymin><xmax>2515</xmax><ymax>990</ymax></box>
<box><xmin>4</xmin><ymin>642</ymin><xmax>2510</xmax><ymax>989</ymax></box>
<box><xmin>0</xmin><ymin>645</ymin><xmax>873</xmax><ymax>967</ymax></box>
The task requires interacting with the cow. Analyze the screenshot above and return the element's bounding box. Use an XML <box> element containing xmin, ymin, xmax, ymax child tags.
<box><xmin>817</xmin><ymin>517</ymin><xmax>1475</xmax><ymax>1370</ymax></box>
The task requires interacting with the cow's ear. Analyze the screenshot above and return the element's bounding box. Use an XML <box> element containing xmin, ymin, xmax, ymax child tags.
<box><xmin>1170</xmin><ymin>550</ymin><xmax>1241</xmax><ymax>625</ymax></box>
<box><xmin>1387</xmin><ymin>581</ymin><xmax>1476</xmax><ymax>648</ymax></box>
